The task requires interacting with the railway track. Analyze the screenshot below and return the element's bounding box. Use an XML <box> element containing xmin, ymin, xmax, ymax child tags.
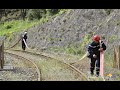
<box><xmin>5</xmin><ymin>49</ymin><xmax>89</xmax><ymax>81</ymax></box>
<box><xmin>12</xmin><ymin>49</ymin><xmax>105</xmax><ymax>81</ymax></box>
<box><xmin>4</xmin><ymin>52</ymin><xmax>41</xmax><ymax>81</ymax></box>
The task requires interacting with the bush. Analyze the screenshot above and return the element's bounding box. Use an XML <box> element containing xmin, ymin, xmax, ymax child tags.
<box><xmin>108</xmin><ymin>35</ymin><xmax>117</xmax><ymax>43</ymax></box>
<box><xmin>104</xmin><ymin>9</ymin><xmax>113</xmax><ymax>15</ymax></box>
<box><xmin>27</xmin><ymin>9</ymin><xmax>46</xmax><ymax>20</ymax></box>
<box><xmin>46</xmin><ymin>9</ymin><xmax>60</xmax><ymax>16</ymax></box>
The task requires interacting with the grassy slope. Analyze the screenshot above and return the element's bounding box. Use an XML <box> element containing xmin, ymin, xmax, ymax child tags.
<box><xmin>0</xmin><ymin>20</ymin><xmax>39</xmax><ymax>36</ymax></box>
<box><xmin>0</xmin><ymin>9</ymin><xmax>67</xmax><ymax>37</ymax></box>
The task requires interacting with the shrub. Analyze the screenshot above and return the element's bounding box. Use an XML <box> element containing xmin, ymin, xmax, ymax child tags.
<box><xmin>104</xmin><ymin>9</ymin><xmax>113</xmax><ymax>15</ymax></box>
<box><xmin>46</xmin><ymin>9</ymin><xmax>60</xmax><ymax>16</ymax></box>
<box><xmin>27</xmin><ymin>9</ymin><xmax>46</xmax><ymax>20</ymax></box>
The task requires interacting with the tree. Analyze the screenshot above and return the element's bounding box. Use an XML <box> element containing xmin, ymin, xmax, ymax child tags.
<box><xmin>46</xmin><ymin>9</ymin><xmax>60</xmax><ymax>15</ymax></box>
<box><xmin>21</xmin><ymin>9</ymin><xmax>27</xmax><ymax>20</ymax></box>
<box><xmin>27</xmin><ymin>9</ymin><xmax>46</xmax><ymax>20</ymax></box>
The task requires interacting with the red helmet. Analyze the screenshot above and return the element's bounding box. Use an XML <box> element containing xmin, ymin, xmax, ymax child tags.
<box><xmin>92</xmin><ymin>35</ymin><xmax>100</xmax><ymax>41</ymax></box>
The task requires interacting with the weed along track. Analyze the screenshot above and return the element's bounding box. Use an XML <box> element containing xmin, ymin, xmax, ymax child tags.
<box><xmin>5</xmin><ymin>49</ymin><xmax>88</xmax><ymax>81</ymax></box>
<box><xmin>4</xmin><ymin>52</ymin><xmax>41</xmax><ymax>81</ymax></box>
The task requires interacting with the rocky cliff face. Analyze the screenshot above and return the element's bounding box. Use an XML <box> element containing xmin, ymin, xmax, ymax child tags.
<box><xmin>25</xmin><ymin>9</ymin><xmax>120</xmax><ymax>53</ymax></box>
<box><xmin>5</xmin><ymin>9</ymin><xmax>120</xmax><ymax>54</ymax></box>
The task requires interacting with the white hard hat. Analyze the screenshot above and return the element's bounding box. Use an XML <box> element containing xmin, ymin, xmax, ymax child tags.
<box><xmin>24</xmin><ymin>32</ymin><xmax>27</xmax><ymax>34</ymax></box>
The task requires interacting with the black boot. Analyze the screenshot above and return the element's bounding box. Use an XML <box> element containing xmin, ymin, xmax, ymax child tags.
<box><xmin>90</xmin><ymin>70</ymin><xmax>94</xmax><ymax>76</ymax></box>
<box><xmin>96</xmin><ymin>67</ymin><xmax>100</xmax><ymax>77</ymax></box>
<box><xmin>96</xmin><ymin>71</ymin><xmax>99</xmax><ymax>77</ymax></box>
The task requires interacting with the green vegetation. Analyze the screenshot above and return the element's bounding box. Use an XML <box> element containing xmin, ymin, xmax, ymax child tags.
<box><xmin>108</xmin><ymin>35</ymin><xmax>117</xmax><ymax>43</ymax></box>
<box><xmin>0</xmin><ymin>9</ymin><xmax>68</xmax><ymax>38</ymax></box>
<box><xmin>65</xmin><ymin>45</ymin><xmax>84</xmax><ymax>56</ymax></box>
<box><xmin>104</xmin><ymin>9</ymin><xmax>113</xmax><ymax>15</ymax></box>
<box><xmin>47</xmin><ymin>33</ymin><xmax>93</xmax><ymax>57</ymax></box>
<box><xmin>65</xmin><ymin>34</ymin><xmax>92</xmax><ymax>55</ymax></box>
<box><xmin>104</xmin><ymin>52</ymin><xmax>113</xmax><ymax>68</ymax></box>
<box><xmin>0</xmin><ymin>20</ymin><xmax>39</xmax><ymax>36</ymax></box>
